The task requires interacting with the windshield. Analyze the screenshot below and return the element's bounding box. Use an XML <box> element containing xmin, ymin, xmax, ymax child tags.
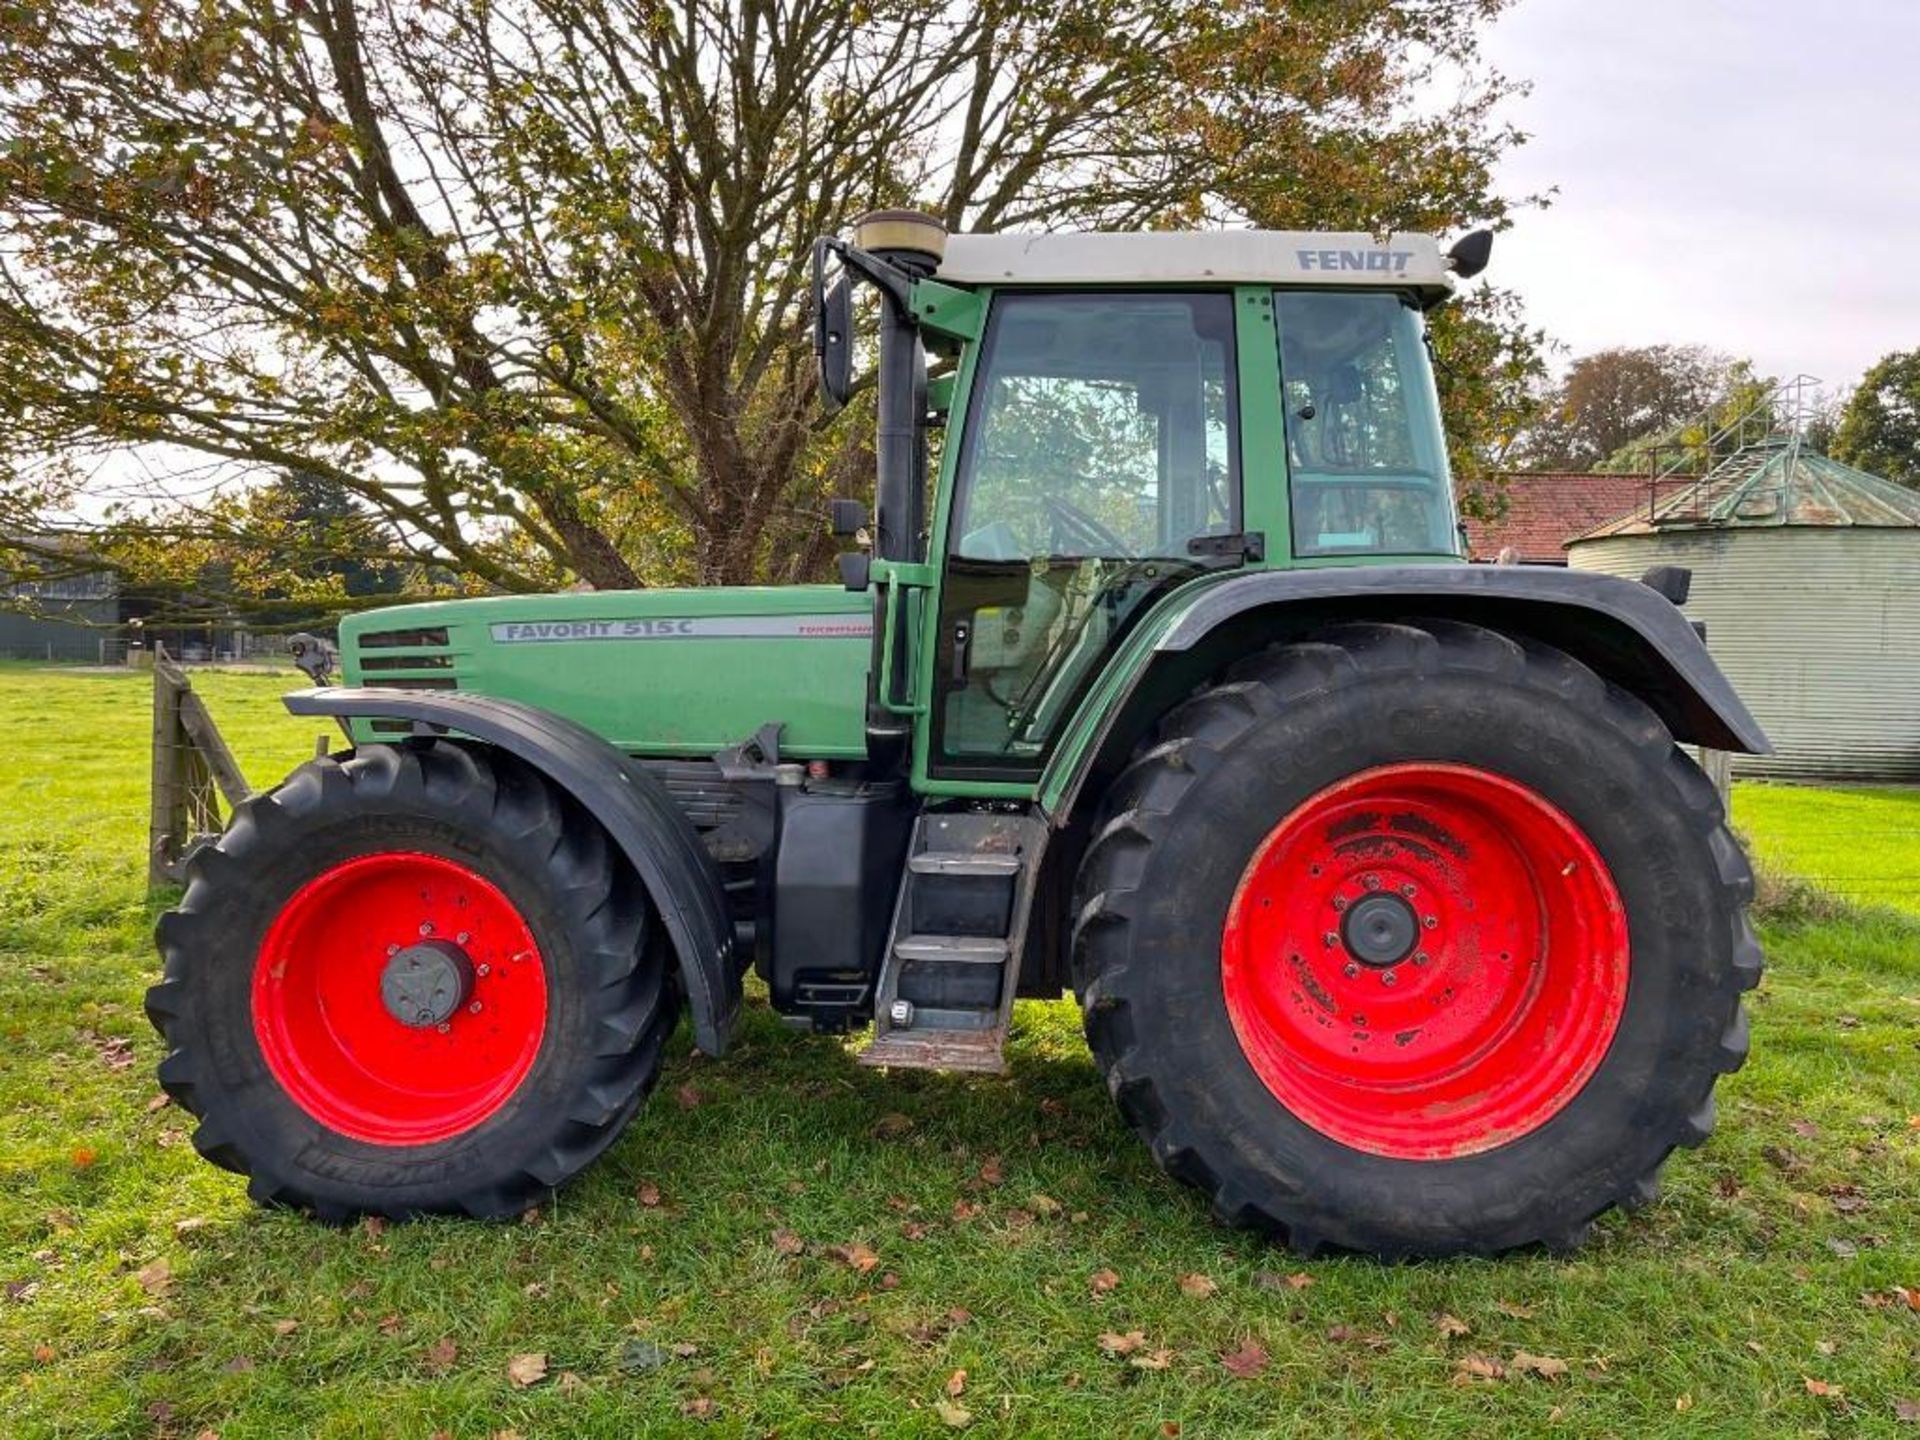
<box><xmin>940</xmin><ymin>292</ymin><xmax>1239</xmax><ymax>763</ymax></box>
<box><xmin>1277</xmin><ymin>290</ymin><xmax>1459</xmax><ymax>557</ymax></box>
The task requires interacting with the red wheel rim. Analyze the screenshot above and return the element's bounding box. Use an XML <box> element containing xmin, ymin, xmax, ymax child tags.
<box><xmin>1220</xmin><ymin>763</ymin><xmax>1629</xmax><ymax>1160</ymax></box>
<box><xmin>252</xmin><ymin>852</ymin><xmax>548</xmax><ymax>1146</ymax></box>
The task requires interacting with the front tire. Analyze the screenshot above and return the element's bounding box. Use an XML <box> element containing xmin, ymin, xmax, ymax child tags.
<box><xmin>148</xmin><ymin>740</ymin><xmax>678</xmax><ymax>1221</ymax></box>
<box><xmin>1071</xmin><ymin>619</ymin><xmax>1761</xmax><ymax>1257</ymax></box>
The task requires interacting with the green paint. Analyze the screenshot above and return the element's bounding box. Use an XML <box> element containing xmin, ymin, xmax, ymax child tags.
<box><xmin>339</xmin><ymin>586</ymin><xmax>874</xmax><ymax>757</ymax></box>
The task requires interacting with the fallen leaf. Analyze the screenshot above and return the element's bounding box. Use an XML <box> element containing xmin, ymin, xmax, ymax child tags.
<box><xmin>1089</xmin><ymin>1268</ymin><xmax>1120</xmax><ymax>1296</ymax></box>
<box><xmin>1220</xmin><ymin>1339</ymin><xmax>1268</xmax><ymax>1378</ymax></box>
<box><xmin>70</xmin><ymin>1147</ymin><xmax>96</xmax><ymax>1170</ymax></box>
<box><xmin>135</xmin><ymin>1259</ymin><xmax>172</xmax><ymax>1297</ymax></box>
<box><xmin>1512</xmin><ymin>1351</ymin><xmax>1570</xmax><ymax>1380</ymax></box>
<box><xmin>826</xmin><ymin>1241</ymin><xmax>879</xmax><ymax>1273</ymax></box>
<box><xmin>32</xmin><ymin>1345</ymin><xmax>53</xmax><ymax>1363</ymax></box>
<box><xmin>681</xmin><ymin>1396</ymin><xmax>716</xmax><ymax>1420</ymax></box>
<box><xmin>376</xmin><ymin>1313</ymin><xmax>403</xmax><ymax>1335</ymax></box>
<box><xmin>637</xmin><ymin>1181</ymin><xmax>662</xmax><ymax>1207</ymax></box>
<box><xmin>1130</xmin><ymin>1349</ymin><xmax>1174</xmax><ymax>1372</ymax></box>
<box><xmin>978</xmin><ymin>1156</ymin><xmax>1005</xmax><ymax>1187</ymax></box>
<box><xmin>871</xmin><ymin>1113</ymin><xmax>915</xmax><ymax>1139</ymax></box>
<box><xmin>952</xmin><ymin>1199</ymin><xmax>983</xmax><ymax>1221</ymax></box>
<box><xmin>361</xmin><ymin>1216</ymin><xmax>387</xmax><ymax>1239</ymax></box>
<box><xmin>1894</xmin><ymin>1397</ymin><xmax>1919</xmax><ymax>1422</ymax></box>
<box><xmin>1493</xmin><ymin>1300</ymin><xmax>1535</xmax><ymax>1320</ymax></box>
<box><xmin>772</xmin><ymin>1228</ymin><xmax>805</xmax><ymax>1256</ymax></box>
<box><xmin>1805</xmin><ymin>1377</ymin><xmax>1843</xmax><ymax>1398</ymax></box>
<box><xmin>506</xmin><ymin>1352</ymin><xmax>548</xmax><ymax>1388</ymax></box>
<box><xmin>423</xmin><ymin>1336</ymin><xmax>458</xmax><ymax>1373</ymax></box>
<box><xmin>557</xmin><ymin>1371</ymin><xmax>586</xmax><ymax>1395</ymax></box>
<box><xmin>1454</xmin><ymin>1355</ymin><xmax>1505</xmax><ymax>1384</ymax></box>
<box><xmin>1789</xmin><ymin>1118</ymin><xmax>1821</xmax><ymax>1139</ymax></box>
<box><xmin>1028</xmin><ymin>1194</ymin><xmax>1063</xmax><ymax>1217</ymax></box>
<box><xmin>945</xmin><ymin>1367</ymin><xmax>967</xmax><ymax>1397</ymax></box>
<box><xmin>1099</xmin><ymin>1330</ymin><xmax>1148</xmax><ymax>1356</ymax></box>
<box><xmin>676</xmin><ymin>1083</ymin><xmax>702</xmax><ymax>1110</ymax></box>
<box><xmin>221</xmin><ymin>1355</ymin><xmax>254</xmax><ymax>1374</ymax></box>
<box><xmin>1436</xmin><ymin>1314</ymin><xmax>1471</xmax><ymax>1339</ymax></box>
<box><xmin>147</xmin><ymin>1094</ymin><xmax>171</xmax><ymax>1113</ymax></box>
<box><xmin>935</xmin><ymin>1400</ymin><xmax>973</xmax><ymax>1429</ymax></box>
<box><xmin>1178</xmin><ymin>1273</ymin><xmax>1218</xmax><ymax>1299</ymax></box>
<box><xmin>1675</xmin><ymin>1395</ymin><xmax>1693</xmax><ymax>1413</ymax></box>
<box><xmin>672</xmin><ymin>1342</ymin><xmax>700</xmax><ymax>1359</ymax></box>
<box><xmin>173</xmin><ymin>1217</ymin><xmax>207</xmax><ymax>1236</ymax></box>
<box><xmin>272</xmin><ymin>1319</ymin><xmax>299</xmax><ymax>1338</ymax></box>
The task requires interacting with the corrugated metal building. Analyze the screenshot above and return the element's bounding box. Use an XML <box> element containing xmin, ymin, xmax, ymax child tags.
<box><xmin>0</xmin><ymin>565</ymin><xmax>119</xmax><ymax>662</ymax></box>
<box><xmin>1569</xmin><ymin>441</ymin><xmax>1920</xmax><ymax>781</ymax></box>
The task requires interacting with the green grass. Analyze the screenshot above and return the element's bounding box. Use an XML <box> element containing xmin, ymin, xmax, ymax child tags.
<box><xmin>1</xmin><ymin>660</ymin><xmax>1917</xmax><ymax>1437</ymax></box>
<box><xmin>1734</xmin><ymin>784</ymin><xmax>1920</xmax><ymax>917</ymax></box>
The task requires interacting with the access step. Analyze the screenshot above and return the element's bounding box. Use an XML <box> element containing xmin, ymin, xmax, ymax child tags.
<box><xmin>892</xmin><ymin>934</ymin><xmax>1009</xmax><ymax>964</ymax></box>
<box><xmin>858</xmin><ymin>1027</ymin><xmax>1007</xmax><ymax>1075</ymax></box>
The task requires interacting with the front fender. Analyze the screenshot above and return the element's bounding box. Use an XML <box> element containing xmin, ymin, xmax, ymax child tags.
<box><xmin>285</xmin><ymin>688</ymin><xmax>739</xmax><ymax>1055</ymax></box>
<box><xmin>1039</xmin><ymin>564</ymin><xmax>1770</xmax><ymax>823</ymax></box>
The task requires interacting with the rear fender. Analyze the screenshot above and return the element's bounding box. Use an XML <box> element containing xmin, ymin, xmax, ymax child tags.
<box><xmin>1039</xmin><ymin>565</ymin><xmax>1771</xmax><ymax>824</ymax></box>
<box><xmin>285</xmin><ymin>688</ymin><xmax>739</xmax><ymax>1054</ymax></box>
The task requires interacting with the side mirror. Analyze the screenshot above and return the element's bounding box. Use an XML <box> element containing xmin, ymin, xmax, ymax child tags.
<box><xmin>812</xmin><ymin>239</ymin><xmax>854</xmax><ymax>414</ymax></box>
<box><xmin>829</xmin><ymin>498</ymin><xmax>868</xmax><ymax>537</ymax></box>
<box><xmin>1446</xmin><ymin>229</ymin><xmax>1494</xmax><ymax>280</ymax></box>
<box><xmin>838</xmin><ymin>551</ymin><xmax>871</xmax><ymax>592</ymax></box>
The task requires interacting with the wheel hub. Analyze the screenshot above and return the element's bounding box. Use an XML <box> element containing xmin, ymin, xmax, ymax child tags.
<box><xmin>1340</xmin><ymin>893</ymin><xmax>1418</xmax><ymax>968</ymax></box>
<box><xmin>380</xmin><ymin>938</ymin><xmax>474</xmax><ymax>1028</ymax></box>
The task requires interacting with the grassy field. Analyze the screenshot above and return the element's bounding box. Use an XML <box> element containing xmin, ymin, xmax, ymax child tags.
<box><xmin>0</xmin><ymin>661</ymin><xmax>1916</xmax><ymax>1438</ymax></box>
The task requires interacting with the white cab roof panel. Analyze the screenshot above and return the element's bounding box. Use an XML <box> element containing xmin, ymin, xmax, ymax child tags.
<box><xmin>936</xmin><ymin>230</ymin><xmax>1454</xmax><ymax>298</ymax></box>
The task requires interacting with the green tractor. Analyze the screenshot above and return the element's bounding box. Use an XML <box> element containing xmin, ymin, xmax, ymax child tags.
<box><xmin>149</xmin><ymin>212</ymin><xmax>1766</xmax><ymax>1257</ymax></box>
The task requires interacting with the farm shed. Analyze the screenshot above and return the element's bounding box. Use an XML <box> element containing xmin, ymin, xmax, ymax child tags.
<box><xmin>1569</xmin><ymin>441</ymin><xmax>1920</xmax><ymax>781</ymax></box>
<box><xmin>0</xmin><ymin>551</ymin><xmax>119</xmax><ymax>661</ymax></box>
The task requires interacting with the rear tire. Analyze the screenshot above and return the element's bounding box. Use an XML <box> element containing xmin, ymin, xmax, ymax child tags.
<box><xmin>147</xmin><ymin>740</ymin><xmax>677</xmax><ymax>1221</ymax></box>
<box><xmin>1071</xmin><ymin>619</ymin><xmax>1761</xmax><ymax>1257</ymax></box>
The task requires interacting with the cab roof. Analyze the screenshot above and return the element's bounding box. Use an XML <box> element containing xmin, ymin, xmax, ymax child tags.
<box><xmin>935</xmin><ymin>230</ymin><xmax>1456</xmax><ymax>301</ymax></box>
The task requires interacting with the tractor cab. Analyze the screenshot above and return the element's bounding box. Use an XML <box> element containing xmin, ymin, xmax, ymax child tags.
<box><xmin>813</xmin><ymin>214</ymin><xmax>1476</xmax><ymax>785</ymax></box>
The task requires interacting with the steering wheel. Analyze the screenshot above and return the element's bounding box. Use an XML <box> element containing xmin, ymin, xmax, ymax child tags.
<box><xmin>1043</xmin><ymin>495</ymin><xmax>1135</xmax><ymax>558</ymax></box>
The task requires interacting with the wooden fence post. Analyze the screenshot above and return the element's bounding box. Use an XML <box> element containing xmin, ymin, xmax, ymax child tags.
<box><xmin>148</xmin><ymin>644</ymin><xmax>253</xmax><ymax>888</ymax></box>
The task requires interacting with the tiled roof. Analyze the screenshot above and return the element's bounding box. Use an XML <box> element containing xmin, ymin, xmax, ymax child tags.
<box><xmin>1461</xmin><ymin>473</ymin><xmax>1687</xmax><ymax>564</ymax></box>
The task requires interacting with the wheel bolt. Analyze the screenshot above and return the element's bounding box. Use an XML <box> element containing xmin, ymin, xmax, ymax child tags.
<box><xmin>1423</xmin><ymin>915</ymin><xmax>1438</xmax><ymax>929</ymax></box>
<box><xmin>1381</xmin><ymin>970</ymin><xmax>1398</xmax><ymax>987</ymax></box>
<box><xmin>419</xmin><ymin>921</ymin><xmax>435</xmax><ymax>936</ymax></box>
<box><xmin>1362</xmin><ymin>874</ymin><xmax>1380</xmax><ymax>891</ymax></box>
<box><xmin>1413</xmin><ymin>951</ymin><xmax>1430</xmax><ymax>967</ymax></box>
<box><xmin>468</xmin><ymin>1001</ymin><xmax>483</xmax><ymax>1014</ymax></box>
<box><xmin>1343</xmin><ymin>962</ymin><xmax>1360</xmax><ymax>979</ymax></box>
<box><xmin>436</xmin><ymin>1022</ymin><xmax>450</xmax><ymax>1034</ymax></box>
<box><xmin>476</xmin><ymin>963</ymin><xmax>491</xmax><ymax>977</ymax></box>
<box><xmin>1324</xmin><ymin>931</ymin><xmax>1340</xmax><ymax>947</ymax></box>
<box><xmin>1400</xmin><ymin>883</ymin><xmax>1417</xmax><ymax>898</ymax></box>
<box><xmin>457</xmin><ymin>932</ymin><xmax>470</xmax><ymax>944</ymax></box>
<box><xmin>1331</xmin><ymin>895</ymin><xmax>1348</xmax><ymax>912</ymax></box>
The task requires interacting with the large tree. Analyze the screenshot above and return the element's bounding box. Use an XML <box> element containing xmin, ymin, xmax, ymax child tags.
<box><xmin>1831</xmin><ymin>350</ymin><xmax>1920</xmax><ymax>488</ymax></box>
<box><xmin>1</xmin><ymin>0</ymin><xmax>1530</xmax><ymax>592</ymax></box>
<box><xmin>1512</xmin><ymin>344</ymin><xmax>1740</xmax><ymax>473</ymax></box>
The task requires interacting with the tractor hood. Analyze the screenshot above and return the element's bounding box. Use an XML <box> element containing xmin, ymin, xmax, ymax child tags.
<box><xmin>337</xmin><ymin>585</ymin><xmax>874</xmax><ymax>759</ymax></box>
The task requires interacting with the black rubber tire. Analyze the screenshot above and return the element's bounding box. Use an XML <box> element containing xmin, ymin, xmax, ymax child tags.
<box><xmin>1070</xmin><ymin>619</ymin><xmax>1762</xmax><ymax>1258</ymax></box>
<box><xmin>147</xmin><ymin>739</ymin><xmax>678</xmax><ymax>1221</ymax></box>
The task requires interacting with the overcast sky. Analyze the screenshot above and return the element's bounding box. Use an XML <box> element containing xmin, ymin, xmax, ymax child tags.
<box><xmin>1479</xmin><ymin>0</ymin><xmax>1920</xmax><ymax>392</ymax></box>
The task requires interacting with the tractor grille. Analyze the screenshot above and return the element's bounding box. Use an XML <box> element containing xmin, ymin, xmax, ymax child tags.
<box><xmin>634</xmin><ymin>759</ymin><xmax>744</xmax><ymax>832</ymax></box>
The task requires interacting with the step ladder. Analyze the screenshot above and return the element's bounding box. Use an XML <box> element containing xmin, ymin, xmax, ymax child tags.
<box><xmin>858</xmin><ymin>809</ymin><xmax>1047</xmax><ymax>1073</ymax></box>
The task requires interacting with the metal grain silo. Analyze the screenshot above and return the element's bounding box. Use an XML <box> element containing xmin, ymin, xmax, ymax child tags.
<box><xmin>1568</xmin><ymin>441</ymin><xmax>1920</xmax><ymax>781</ymax></box>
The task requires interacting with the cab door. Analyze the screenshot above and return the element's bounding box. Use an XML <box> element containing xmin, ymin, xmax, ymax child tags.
<box><xmin>925</xmin><ymin>290</ymin><xmax>1243</xmax><ymax>782</ymax></box>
